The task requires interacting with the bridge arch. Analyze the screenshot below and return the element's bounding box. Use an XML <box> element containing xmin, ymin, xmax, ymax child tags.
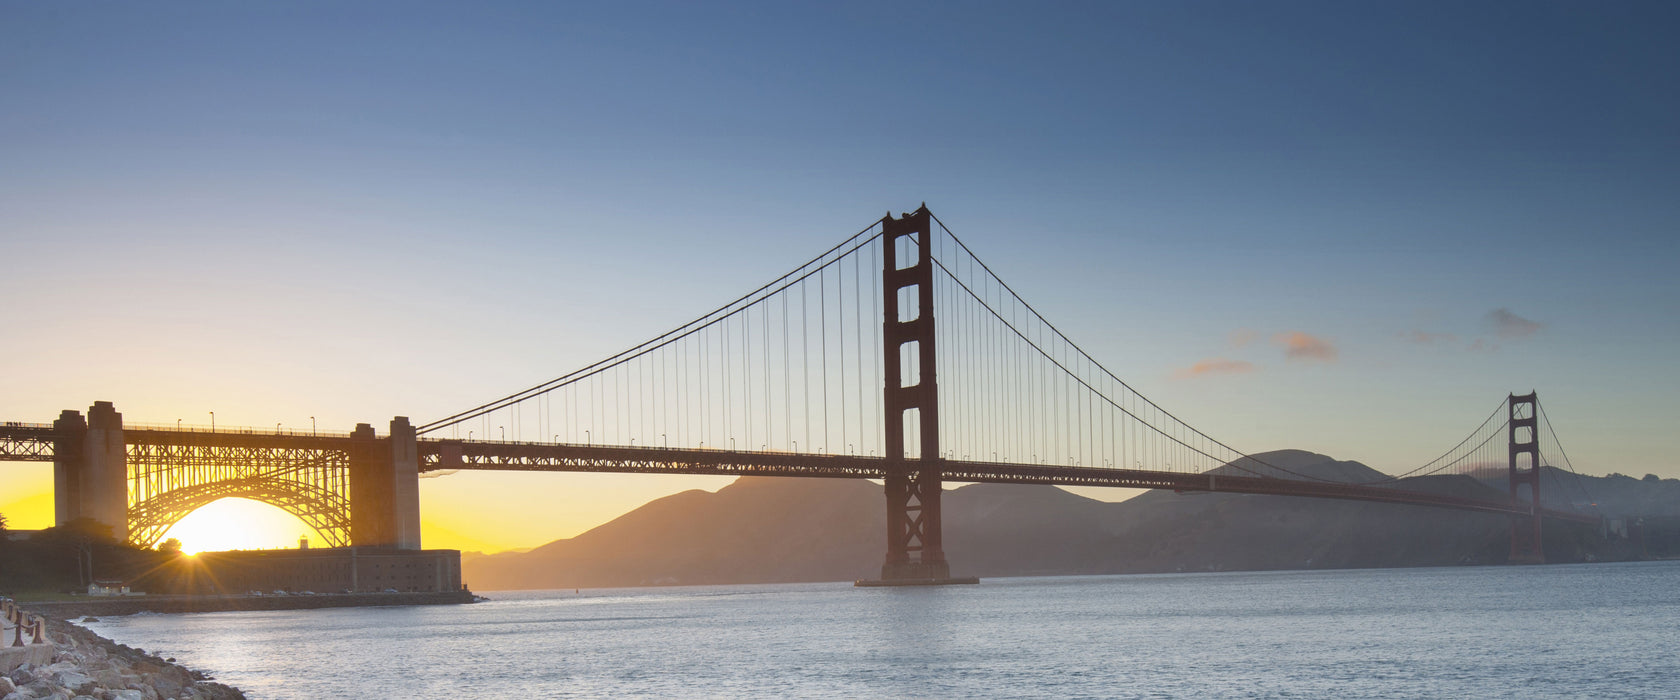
<box><xmin>122</xmin><ymin>435</ymin><xmax>355</xmax><ymax>549</ymax></box>
<box><xmin>128</xmin><ymin>478</ymin><xmax>352</xmax><ymax>549</ymax></box>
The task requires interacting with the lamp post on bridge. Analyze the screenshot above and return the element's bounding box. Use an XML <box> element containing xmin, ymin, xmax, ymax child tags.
<box><xmin>311</xmin><ymin>416</ymin><xmax>316</xmax><ymax>436</ymax></box>
<box><xmin>209</xmin><ymin>411</ymin><xmax>214</xmax><ymax>432</ymax></box>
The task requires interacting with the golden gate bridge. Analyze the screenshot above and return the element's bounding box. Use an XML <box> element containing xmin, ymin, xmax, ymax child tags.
<box><xmin>0</xmin><ymin>206</ymin><xmax>1601</xmax><ymax>582</ymax></box>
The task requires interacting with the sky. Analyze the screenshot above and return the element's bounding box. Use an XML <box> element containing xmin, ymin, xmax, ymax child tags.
<box><xmin>3</xmin><ymin>1</ymin><xmax>1677</xmax><ymax>554</ymax></box>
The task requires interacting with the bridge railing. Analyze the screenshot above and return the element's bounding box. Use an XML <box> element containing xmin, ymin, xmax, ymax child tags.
<box><xmin>125</xmin><ymin>422</ymin><xmax>359</xmax><ymax>439</ymax></box>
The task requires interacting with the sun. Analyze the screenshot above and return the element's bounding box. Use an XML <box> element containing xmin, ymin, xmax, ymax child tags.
<box><xmin>157</xmin><ymin>498</ymin><xmax>323</xmax><ymax>555</ymax></box>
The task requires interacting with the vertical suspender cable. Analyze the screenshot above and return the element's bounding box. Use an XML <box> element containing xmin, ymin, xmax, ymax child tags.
<box><xmin>839</xmin><ymin>251</ymin><xmax>847</xmax><ymax>451</ymax></box>
<box><xmin>821</xmin><ymin>265</ymin><xmax>829</xmax><ymax>452</ymax></box>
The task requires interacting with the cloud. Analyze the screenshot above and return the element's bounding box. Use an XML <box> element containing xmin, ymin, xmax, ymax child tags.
<box><xmin>1228</xmin><ymin>328</ymin><xmax>1259</xmax><ymax>349</ymax></box>
<box><xmin>1467</xmin><ymin>338</ymin><xmax>1500</xmax><ymax>353</ymax></box>
<box><xmin>1173</xmin><ymin>358</ymin><xmax>1257</xmax><ymax>379</ymax></box>
<box><xmin>1401</xmin><ymin>330</ymin><xmax>1456</xmax><ymax>344</ymax></box>
<box><xmin>1273</xmin><ymin>331</ymin><xmax>1337</xmax><ymax>362</ymax></box>
<box><xmin>418</xmin><ymin>469</ymin><xmax>459</xmax><ymax>479</ymax></box>
<box><xmin>1487</xmin><ymin>308</ymin><xmax>1543</xmax><ymax>339</ymax></box>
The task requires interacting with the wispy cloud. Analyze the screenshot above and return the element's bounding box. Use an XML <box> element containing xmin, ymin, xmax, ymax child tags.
<box><xmin>1467</xmin><ymin>338</ymin><xmax>1499</xmax><ymax>353</ymax></box>
<box><xmin>1229</xmin><ymin>328</ymin><xmax>1259</xmax><ymax>349</ymax></box>
<box><xmin>1487</xmin><ymin>308</ymin><xmax>1543</xmax><ymax>339</ymax></box>
<box><xmin>1273</xmin><ymin>331</ymin><xmax>1337</xmax><ymax>362</ymax></box>
<box><xmin>1401</xmin><ymin>330</ymin><xmax>1456</xmax><ymax>345</ymax></box>
<box><xmin>1174</xmin><ymin>358</ymin><xmax>1257</xmax><ymax>379</ymax></box>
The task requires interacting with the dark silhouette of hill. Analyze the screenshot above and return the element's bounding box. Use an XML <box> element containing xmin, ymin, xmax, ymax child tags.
<box><xmin>466</xmin><ymin>477</ymin><xmax>885</xmax><ymax>589</ymax></box>
<box><xmin>1471</xmin><ymin>466</ymin><xmax>1680</xmax><ymax>517</ymax></box>
<box><xmin>463</xmin><ymin>450</ymin><xmax>1649</xmax><ymax>590</ymax></box>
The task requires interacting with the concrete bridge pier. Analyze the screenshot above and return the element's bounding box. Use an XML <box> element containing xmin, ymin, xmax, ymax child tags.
<box><xmin>349</xmin><ymin>417</ymin><xmax>421</xmax><ymax>550</ymax></box>
<box><xmin>52</xmin><ymin>401</ymin><xmax>128</xmax><ymax>541</ymax></box>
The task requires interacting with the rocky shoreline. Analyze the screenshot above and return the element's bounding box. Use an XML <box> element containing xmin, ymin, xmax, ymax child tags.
<box><xmin>2</xmin><ymin>619</ymin><xmax>243</xmax><ymax>700</ymax></box>
<box><xmin>27</xmin><ymin>590</ymin><xmax>476</xmax><ymax>619</ymax></box>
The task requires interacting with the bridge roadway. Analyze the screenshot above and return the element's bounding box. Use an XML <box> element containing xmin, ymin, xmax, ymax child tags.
<box><xmin>420</xmin><ymin>438</ymin><xmax>1600</xmax><ymax>525</ymax></box>
<box><xmin>1</xmin><ymin>422</ymin><xmax>1596</xmax><ymax>526</ymax></box>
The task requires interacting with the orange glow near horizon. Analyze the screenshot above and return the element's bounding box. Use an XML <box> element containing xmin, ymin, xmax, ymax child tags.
<box><xmin>0</xmin><ymin>465</ymin><xmax>1149</xmax><ymax>555</ymax></box>
<box><xmin>158</xmin><ymin>498</ymin><xmax>321</xmax><ymax>555</ymax></box>
<box><xmin>0</xmin><ymin>464</ymin><xmax>55</xmax><ymax>530</ymax></box>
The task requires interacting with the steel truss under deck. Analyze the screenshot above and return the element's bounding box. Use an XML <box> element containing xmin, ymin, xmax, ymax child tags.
<box><xmin>124</xmin><ymin>430</ymin><xmax>354</xmax><ymax>547</ymax></box>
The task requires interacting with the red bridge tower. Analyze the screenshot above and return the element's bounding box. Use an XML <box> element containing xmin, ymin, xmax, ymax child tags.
<box><xmin>1508</xmin><ymin>392</ymin><xmax>1544</xmax><ymax>564</ymax></box>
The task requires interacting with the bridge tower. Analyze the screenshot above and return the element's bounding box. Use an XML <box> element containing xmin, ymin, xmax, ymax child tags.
<box><xmin>874</xmin><ymin>206</ymin><xmax>954</xmax><ymax>582</ymax></box>
<box><xmin>1508</xmin><ymin>392</ymin><xmax>1543</xmax><ymax>564</ymax></box>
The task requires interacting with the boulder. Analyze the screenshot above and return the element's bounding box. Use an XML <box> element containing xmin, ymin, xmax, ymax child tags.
<box><xmin>109</xmin><ymin>690</ymin><xmax>144</xmax><ymax>700</ymax></box>
<box><xmin>94</xmin><ymin>669</ymin><xmax>128</xmax><ymax>689</ymax></box>
<box><xmin>50</xmin><ymin>671</ymin><xmax>96</xmax><ymax>694</ymax></box>
<box><xmin>149</xmin><ymin>675</ymin><xmax>181</xmax><ymax>699</ymax></box>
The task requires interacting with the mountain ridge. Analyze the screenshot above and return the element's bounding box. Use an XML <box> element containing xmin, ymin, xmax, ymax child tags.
<box><xmin>463</xmin><ymin>449</ymin><xmax>1650</xmax><ymax>590</ymax></box>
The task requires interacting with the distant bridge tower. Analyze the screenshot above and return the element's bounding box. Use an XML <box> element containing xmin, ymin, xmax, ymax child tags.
<box><xmin>876</xmin><ymin>207</ymin><xmax>952</xmax><ymax>581</ymax></box>
<box><xmin>1508</xmin><ymin>392</ymin><xmax>1543</xmax><ymax>564</ymax></box>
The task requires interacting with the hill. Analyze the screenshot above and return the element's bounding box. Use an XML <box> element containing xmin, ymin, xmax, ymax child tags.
<box><xmin>463</xmin><ymin>450</ymin><xmax>1651</xmax><ymax>590</ymax></box>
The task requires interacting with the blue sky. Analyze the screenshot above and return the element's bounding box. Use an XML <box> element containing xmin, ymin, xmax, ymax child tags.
<box><xmin>3</xmin><ymin>1</ymin><xmax>1676</xmax><ymax>549</ymax></box>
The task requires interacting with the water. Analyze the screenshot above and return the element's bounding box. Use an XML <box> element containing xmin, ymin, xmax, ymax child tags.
<box><xmin>85</xmin><ymin>562</ymin><xmax>1679</xmax><ymax>698</ymax></box>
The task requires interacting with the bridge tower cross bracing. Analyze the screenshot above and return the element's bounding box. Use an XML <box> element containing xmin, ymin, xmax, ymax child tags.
<box><xmin>877</xmin><ymin>206</ymin><xmax>952</xmax><ymax>581</ymax></box>
<box><xmin>1508</xmin><ymin>392</ymin><xmax>1544</xmax><ymax>564</ymax></box>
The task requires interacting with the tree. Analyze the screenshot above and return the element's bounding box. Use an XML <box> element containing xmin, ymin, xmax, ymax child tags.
<box><xmin>56</xmin><ymin>517</ymin><xmax>116</xmax><ymax>543</ymax></box>
<box><xmin>158</xmin><ymin>538</ymin><xmax>183</xmax><ymax>555</ymax></box>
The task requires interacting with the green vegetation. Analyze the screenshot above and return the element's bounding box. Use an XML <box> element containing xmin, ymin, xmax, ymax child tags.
<box><xmin>0</xmin><ymin>517</ymin><xmax>182</xmax><ymax>597</ymax></box>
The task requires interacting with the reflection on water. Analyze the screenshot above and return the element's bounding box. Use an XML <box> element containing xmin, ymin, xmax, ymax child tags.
<box><xmin>87</xmin><ymin>561</ymin><xmax>1680</xmax><ymax>699</ymax></box>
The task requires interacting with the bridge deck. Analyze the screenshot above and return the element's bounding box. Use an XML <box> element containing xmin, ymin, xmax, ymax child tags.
<box><xmin>0</xmin><ymin>425</ymin><xmax>1601</xmax><ymax>525</ymax></box>
<box><xmin>0</xmin><ymin>424</ymin><xmax>1598</xmax><ymax>526</ymax></box>
<box><xmin>0</xmin><ymin>423</ymin><xmax>55</xmax><ymax>461</ymax></box>
<box><xmin>417</xmin><ymin>439</ymin><xmax>1599</xmax><ymax>524</ymax></box>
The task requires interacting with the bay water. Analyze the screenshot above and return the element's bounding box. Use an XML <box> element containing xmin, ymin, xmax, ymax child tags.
<box><xmin>84</xmin><ymin>561</ymin><xmax>1679</xmax><ymax>698</ymax></box>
